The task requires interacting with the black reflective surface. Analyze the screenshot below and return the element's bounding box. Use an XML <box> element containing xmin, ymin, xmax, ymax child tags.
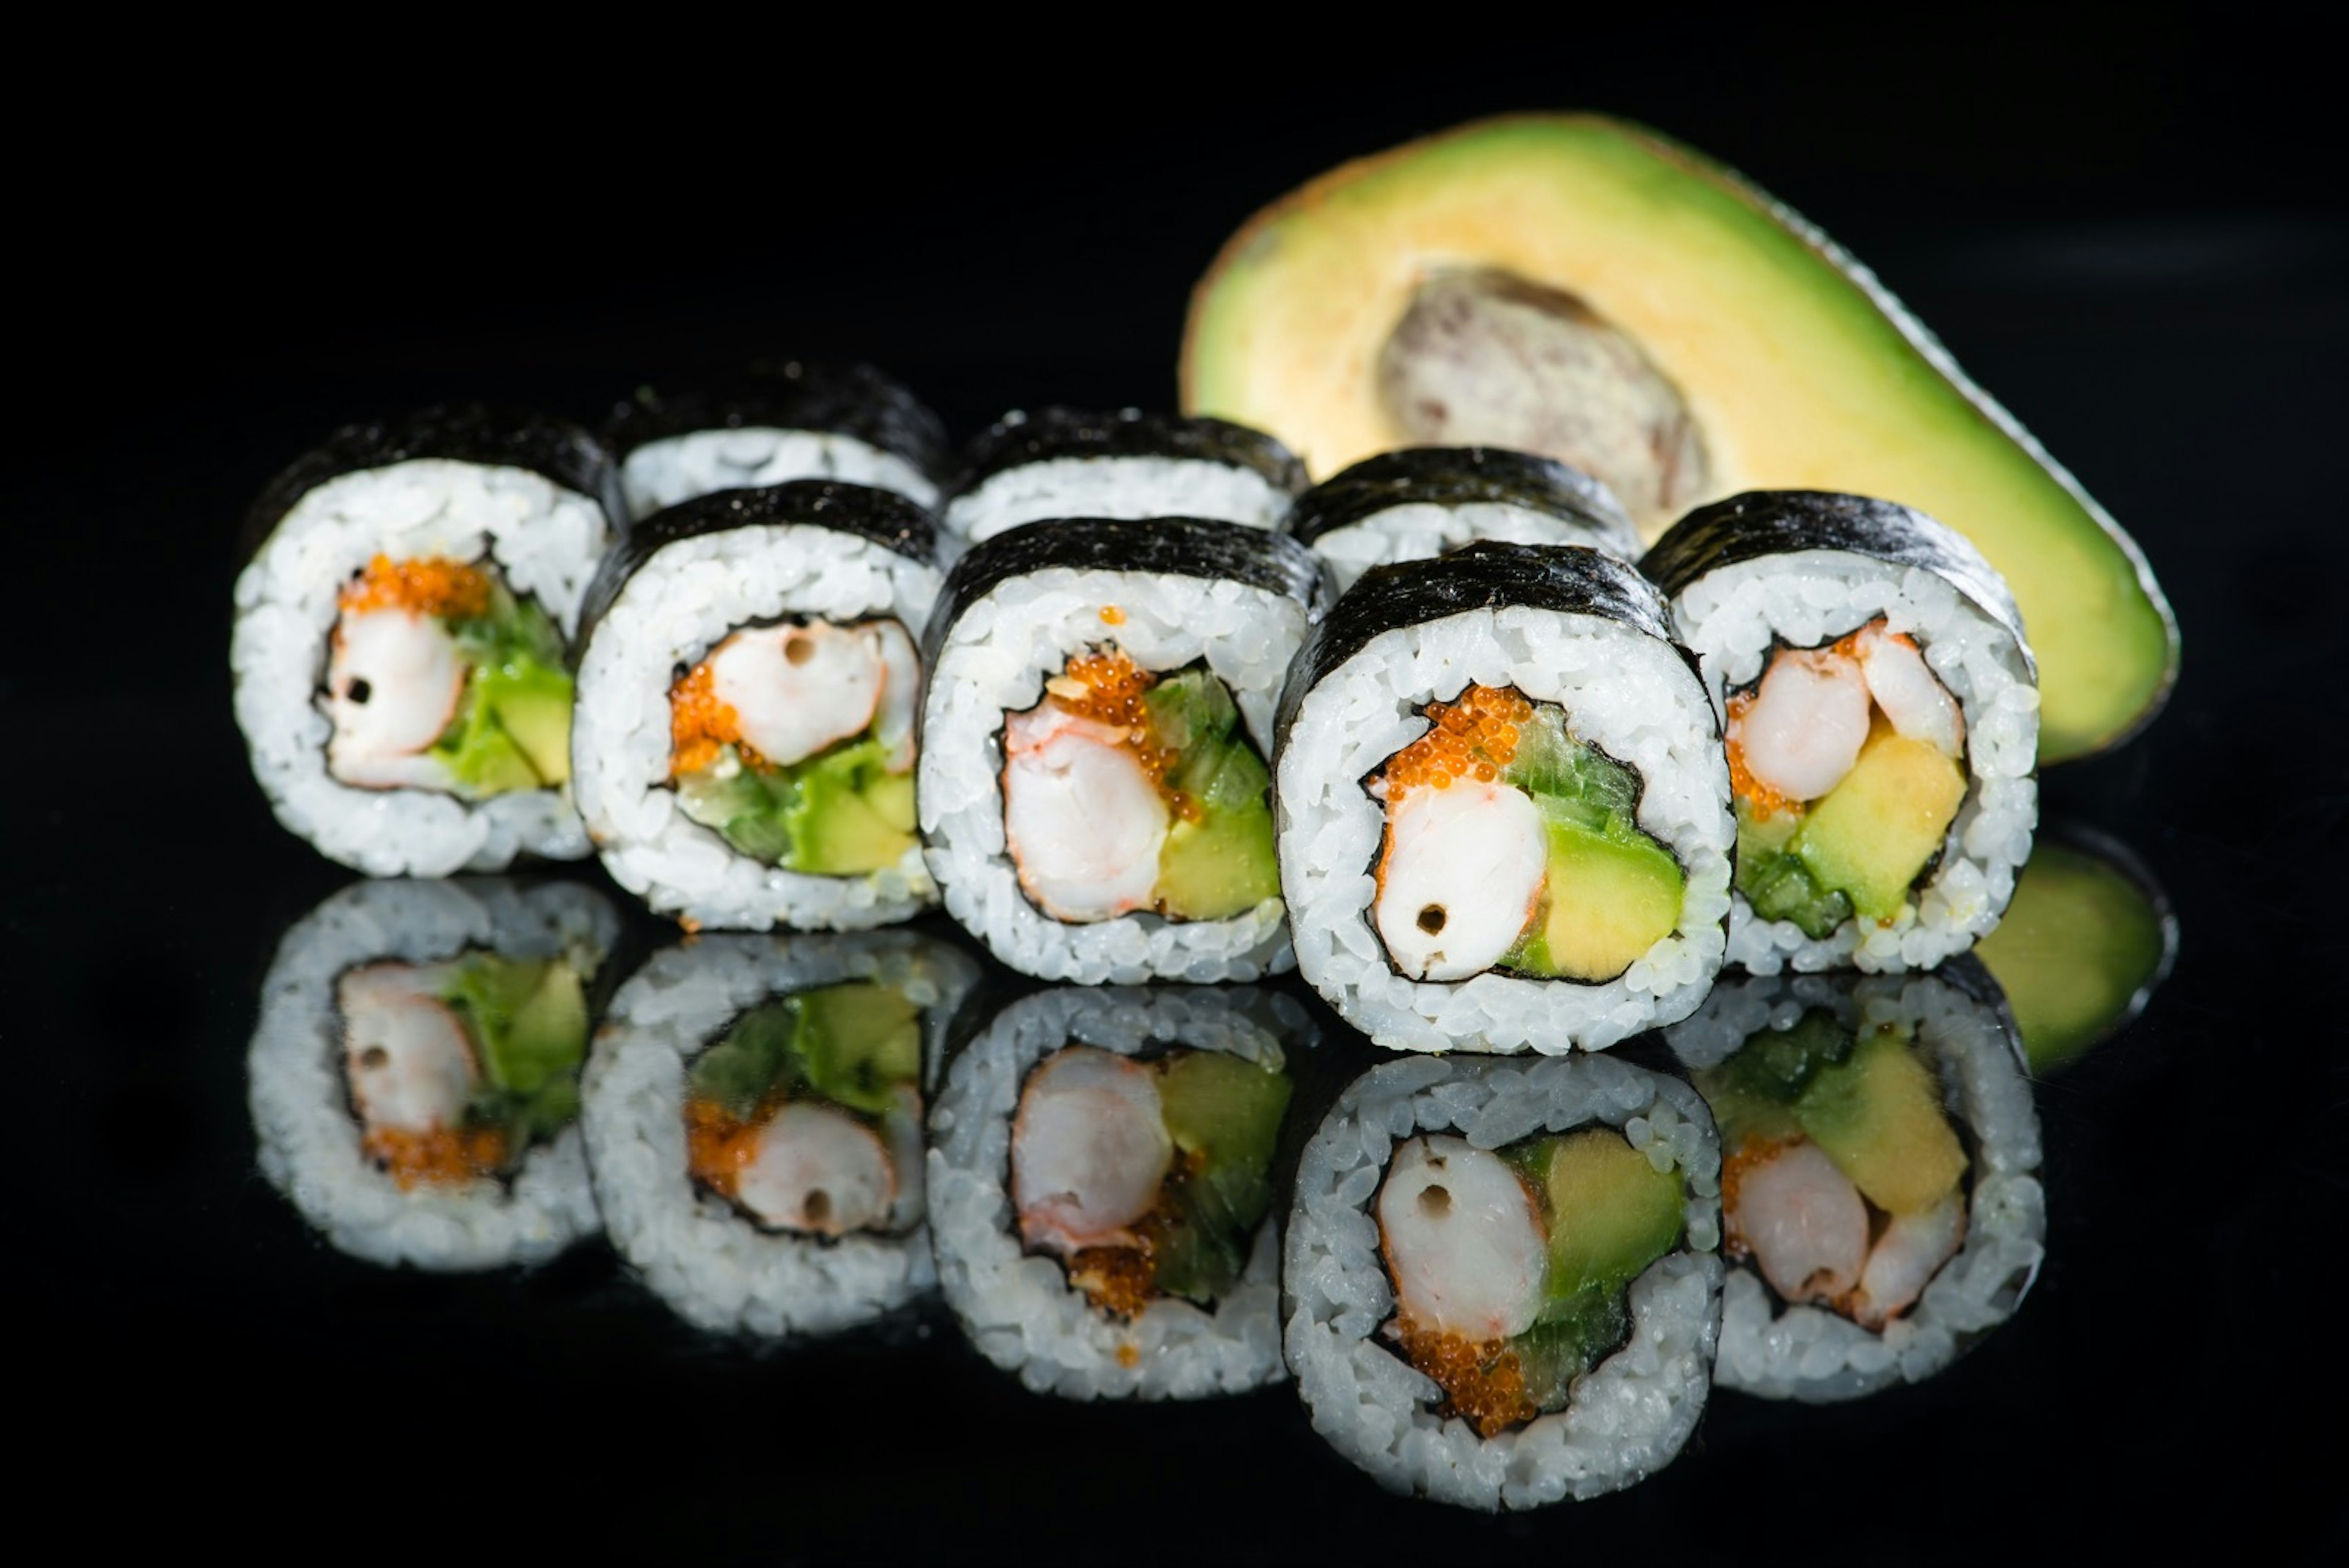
<box><xmin>24</xmin><ymin>50</ymin><xmax>2347</xmax><ymax>1561</ymax></box>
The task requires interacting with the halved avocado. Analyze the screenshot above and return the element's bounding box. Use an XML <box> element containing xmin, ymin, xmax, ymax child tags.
<box><xmin>1179</xmin><ymin>114</ymin><xmax>2178</xmax><ymax>762</ymax></box>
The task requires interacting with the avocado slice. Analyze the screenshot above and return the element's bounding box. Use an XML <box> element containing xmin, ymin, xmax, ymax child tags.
<box><xmin>1790</xmin><ymin>720</ymin><xmax>1967</xmax><ymax>923</ymax></box>
<box><xmin>1145</xmin><ymin>671</ymin><xmax>1281</xmax><ymax>921</ymax></box>
<box><xmin>478</xmin><ymin>658</ymin><xmax>574</xmax><ymax>786</ymax></box>
<box><xmin>1504</xmin><ymin>1128</ymin><xmax>1685</xmax><ymax>1404</ymax></box>
<box><xmin>440</xmin><ymin>955</ymin><xmax>590</xmax><ymax>1152</ymax></box>
<box><xmin>1180</xmin><ymin>114</ymin><xmax>2178</xmax><ymax>762</ymax></box>
<box><xmin>687</xmin><ymin>983</ymin><xmax>921</xmax><ymax>1120</ymax></box>
<box><xmin>1513</xmin><ymin>814</ymin><xmax>1684</xmax><ymax>982</ymax></box>
<box><xmin>676</xmin><ymin>737</ymin><xmax>916</xmax><ymax>874</ymax></box>
<box><xmin>1975</xmin><ymin>838</ymin><xmax>2175</xmax><ymax>1073</ymax></box>
<box><xmin>1151</xmin><ymin>1050</ymin><xmax>1293</xmax><ymax>1305</ymax></box>
<box><xmin>1793</xmin><ymin>1027</ymin><xmax>1968</xmax><ymax>1216</ymax></box>
<box><xmin>1694</xmin><ymin>1008</ymin><xmax>1856</xmax><ymax>1150</ymax></box>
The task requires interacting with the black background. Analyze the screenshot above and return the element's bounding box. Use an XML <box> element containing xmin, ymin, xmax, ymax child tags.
<box><xmin>15</xmin><ymin>28</ymin><xmax>2347</xmax><ymax>1563</ymax></box>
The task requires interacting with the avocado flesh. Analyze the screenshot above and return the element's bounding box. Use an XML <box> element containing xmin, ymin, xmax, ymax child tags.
<box><xmin>1181</xmin><ymin>114</ymin><xmax>2177</xmax><ymax>762</ymax></box>
<box><xmin>1793</xmin><ymin>1028</ymin><xmax>1968</xmax><ymax>1217</ymax></box>
<box><xmin>676</xmin><ymin>735</ymin><xmax>915</xmax><ymax>875</ymax></box>
<box><xmin>1696</xmin><ymin>1008</ymin><xmax>1855</xmax><ymax>1151</ymax></box>
<box><xmin>1503</xmin><ymin>1128</ymin><xmax>1685</xmax><ymax>1405</ymax></box>
<box><xmin>688</xmin><ymin>984</ymin><xmax>921</xmax><ymax>1120</ymax></box>
<box><xmin>1145</xmin><ymin>671</ymin><xmax>1281</xmax><ymax>921</ymax></box>
<box><xmin>1787</xmin><ymin>720</ymin><xmax>1968</xmax><ymax>923</ymax></box>
<box><xmin>1975</xmin><ymin>841</ymin><xmax>2171</xmax><ymax>1073</ymax></box>
<box><xmin>1151</xmin><ymin>1050</ymin><xmax>1292</xmax><ymax>1305</ymax></box>
<box><xmin>439</xmin><ymin>955</ymin><xmax>590</xmax><ymax>1153</ymax></box>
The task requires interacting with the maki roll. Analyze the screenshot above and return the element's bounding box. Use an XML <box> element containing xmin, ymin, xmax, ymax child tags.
<box><xmin>942</xmin><ymin>407</ymin><xmax>1306</xmax><ymax>554</ymax></box>
<box><xmin>572</xmin><ymin>483</ymin><xmax>942</xmax><ymax>931</ymax></box>
<box><xmin>1643</xmin><ymin>491</ymin><xmax>2039</xmax><ymax>973</ymax></box>
<box><xmin>581</xmin><ymin>929</ymin><xmax>980</xmax><ymax>1337</ymax></box>
<box><xmin>1284</xmin><ymin>1053</ymin><xmax>1721</xmax><ymax>1510</ymax></box>
<box><xmin>927</xmin><ymin>986</ymin><xmax>1314</xmax><ymax>1399</ymax></box>
<box><xmin>1275</xmin><ymin>541</ymin><xmax>1731</xmax><ymax>1053</ymax></box>
<box><xmin>232</xmin><ymin>406</ymin><xmax>623</xmax><ymax>876</ymax></box>
<box><xmin>248</xmin><ymin>877</ymin><xmax>618</xmax><ymax>1271</ymax></box>
<box><xmin>1662</xmin><ymin>960</ymin><xmax>2044</xmax><ymax>1402</ymax></box>
<box><xmin>1289</xmin><ymin>447</ymin><xmax>1641</xmax><ymax>594</ymax></box>
<box><xmin>607</xmin><ymin>360</ymin><xmax>948</xmax><ymax>519</ymax></box>
<box><xmin>918</xmin><ymin>518</ymin><xmax>1330</xmax><ymax>984</ymax></box>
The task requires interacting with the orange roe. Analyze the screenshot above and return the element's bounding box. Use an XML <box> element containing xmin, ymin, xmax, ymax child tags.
<box><xmin>365</xmin><ymin>1123</ymin><xmax>509</xmax><ymax>1190</ymax></box>
<box><xmin>338</xmin><ymin>554</ymin><xmax>492</xmax><ymax>622</ymax></box>
<box><xmin>669</xmin><ymin>660</ymin><xmax>764</xmax><ymax>778</ymax></box>
<box><xmin>1099</xmin><ymin>604</ymin><xmax>1126</xmax><ymax>626</ymax></box>
<box><xmin>1376</xmin><ymin>684</ymin><xmax>1532</xmax><ymax>797</ymax></box>
<box><xmin>683</xmin><ymin>1094</ymin><xmax>768</xmax><ymax>1201</ymax></box>
<box><xmin>1068</xmin><ymin>1233</ymin><xmax>1161</xmax><ymax>1319</ymax></box>
<box><xmin>1039</xmin><ymin>646</ymin><xmax>1202</xmax><ymax>823</ymax></box>
<box><xmin>1389</xmin><ymin>1313</ymin><xmax>1540</xmax><ymax>1438</ymax></box>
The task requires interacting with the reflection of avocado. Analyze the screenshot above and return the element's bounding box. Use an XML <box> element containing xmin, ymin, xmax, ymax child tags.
<box><xmin>1789</xmin><ymin>719</ymin><xmax>1967</xmax><ymax>922</ymax></box>
<box><xmin>1505</xmin><ymin>1128</ymin><xmax>1684</xmax><ymax>1405</ymax></box>
<box><xmin>1151</xmin><ymin>1050</ymin><xmax>1292</xmax><ymax>1305</ymax></box>
<box><xmin>1976</xmin><ymin>840</ymin><xmax>2173</xmax><ymax>1073</ymax></box>
<box><xmin>1794</xmin><ymin>1028</ymin><xmax>1967</xmax><ymax>1216</ymax></box>
<box><xmin>1180</xmin><ymin>114</ymin><xmax>2177</xmax><ymax>762</ymax></box>
<box><xmin>1696</xmin><ymin>1008</ymin><xmax>1854</xmax><ymax>1150</ymax></box>
<box><xmin>689</xmin><ymin>983</ymin><xmax>921</xmax><ymax>1119</ymax></box>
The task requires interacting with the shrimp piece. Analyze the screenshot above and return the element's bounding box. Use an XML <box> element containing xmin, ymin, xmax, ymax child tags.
<box><xmin>1001</xmin><ymin>705</ymin><xmax>1170</xmax><ymax>923</ymax></box>
<box><xmin>872</xmin><ymin>620</ymin><xmax>921</xmax><ymax>774</ymax></box>
<box><xmin>1855</xmin><ymin>625</ymin><xmax>1965</xmax><ymax>759</ymax></box>
<box><xmin>338</xmin><ymin>964</ymin><xmax>478</xmax><ymax>1133</ymax></box>
<box><xmin>1849</xmin><ymin>1189</ymin><xmax>1967</xmax><ymax>1328</ymax></box>
<box><xmin>1730</xmin><ymin>648</ymin><xmax>1872</xmax><ymax>806</ymax></box>
<box><xmin>1012</xmin><ymin>1047</ymin><xmax>1173</xmax><ymax>1256</ymax></box>
<box><xmin>1373</xmin><ymin>780</ymin><xmax>1545</xmax><ymax>981</ymax></box>
<box><xmin>324</xmin><ymin>607</ymin><xmax>466</xmax><ymax>789</ymax></box>
<box><xmin>1724</xmin><ymin>1139</ymin><xmax>1869</xmax><ymax>1306</ymax></box>
<box><xmin>1376</xmin><ymin>1135</ymin><xmax>1547</xmax><ymax>1342</ymax></box>
<box><xmin>709</xmin><ymin>622</ymin><xmax>884</xmax><ymax>768</ymax></box>
<box><xmin>733</xmin><ymin>1101</ymin><xmax>899</xmax><ymax>1237</ymax></box>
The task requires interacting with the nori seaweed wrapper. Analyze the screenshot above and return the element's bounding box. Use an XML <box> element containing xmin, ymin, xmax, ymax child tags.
<box><xmin>577</xmin><ymin>481</ymin><xmax>938</xmax><ymax>649</ymax></box>
<box><xmin>951</xmin><ymin>407</ymin><xmax>1308</xmax><ymax>499</ymax></box>
<box><xmin>1286</xmin><ymin>447</ymin><xmax>1638</xmax><ymax>554</ymax></box>
<box><xmin>607</xmin><ymin>360</ymin><xmax>949</xmax><ymax>478</ymax></box>
<box><xmin>1274</xmin><ymin>540</ymin><xmax>1691</xmax><ymax>747</ymax></box>
<box><xmin>242</xmin><ymin>404</ymin><xmax>622</xmax><ymax>563</ymax></box>
<box><xmin>920</xmin><ymin>517</ymin><xmax>1334</xmax><ymax>673</ymax></box>
<box><xmin>1640</xmin><ymin>491</ymin><xmax>2033</xmax><ymax>675</ymax></box>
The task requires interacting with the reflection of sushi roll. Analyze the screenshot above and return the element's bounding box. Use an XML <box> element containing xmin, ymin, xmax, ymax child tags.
<box><xmin>582</xmin><ymin>929</ymin><xmax>980</xmax><ymax>1337</ymax></box>
<box><xmin>1643</xmin><ymin>491</ymin><xmax>2039</xmax><ymax>973</ymax></box>
<box><xmin>607</xmin><ymin>361</ymin><xmax>948</xmax><ymax>519</ymax></box>
<box><xmin>918</xmin><ymin>518</ymin><xmax>1331</xmax><ymax>983</ymax></box>
<box><xmin>1661</xmin><ymin>959</ymin><xmax>2044</xmax><ymax>1402</ymax></box>
<box><xmin>943</xmin><ymin>407</ymin><xmax>1306</xmax><ymax>554</ymax></box>
<box><xmin>1276</xmin><ymin>541</ymin><xmax>1731</xmax><ymax>1053</ymax></box>
<box><xmin>232</xmin><ymin>407</ymin><xmax>623</xmax><ymax>875</ymax></box>
<box><xmin>1289</xmin><ymin>447</ymin><xmax>1640</xmax><ymax>595</ymax></box>
<box><xmin>248</xmin><ymin>877</ymin><xmax>619</xmax><ymax>1270</ymax></box>
<box><xmin>928</xmin><ymin>986</ymin><xmax>1314</xmax><ymax>1399</ymax></box>
<box><xmin>573</xmin><ymin>483</ymin><xmax>942</xmax><ymax>931</ymax></box>
<box><xmin>1285</xmin><ymin>1054</ymin><xmax>1721</xmax><ymax>1510</ymax></box>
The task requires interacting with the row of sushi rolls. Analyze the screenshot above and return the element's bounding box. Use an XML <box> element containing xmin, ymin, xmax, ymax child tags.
<box><xmin>235</xmin><ymin>121</ymin><xmax>2179</xmax><ymax>1513</ymax></box>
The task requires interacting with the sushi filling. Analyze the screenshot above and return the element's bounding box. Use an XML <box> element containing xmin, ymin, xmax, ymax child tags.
<box><xmin>1367</xmin><ymin>684</ymin><xmax>1685</xmax><ymax>984</ymax></box>
<box><xmin>667</xmin><ymin>617</ymin><xmax>919</xmax><ymax>875</ymax></box>
<box><xmin>683</xmin><ymin>983</ymin><xmax>924</xmax><ymax>1238</ymax></box>
<box><xmin>337</xmin><ymin>951</ymin><xmax>592</xmax><ymax>1189</ymax></box>
<box><xmin>1727</xmin><ymin>620</ymin><xmax>1968</xmax><ymax>937</ymax></box>
<box><xmin>322</xmin><ymin>555</ymin><xmax>574</xmax><ymax>798</ymax></box>
<box><xmin>1699</xmin><ymin>1010</ymin><xmax>1970</xmax><ymax>1329</ymax></box>
<box><xmin>1375</xmin><ymin>1128</ymin><xmax>1685</xmax><ymax>1438</ymax></box>
<box><xmin>1000</xmin><ymin>643</ymin><xmax>1279</xmax><ymax>925</ymax></box>
<box><xmin>1010</xmin><ymin>1043</ymin><xmax>1291</xmax><ymax>1318</ymax></box>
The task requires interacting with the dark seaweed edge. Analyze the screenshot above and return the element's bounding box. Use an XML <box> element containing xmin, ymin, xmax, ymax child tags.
<box><xmin>1288</xmin><ymin>447</ymin><xmax>1639</xmax><ymax>556</ymax></box>
<box><xmin>241</xmin><ymin>404</ymin><xmax>622</xmax><ymax>567</ymax></box>
<box><xmin>949</xmin><ymin>407</ymin><xmax>1308</xmax><ymax>499</ymax></box>
<box><xmin>577</xmin><ymin>481</ymin><xmax>940</xmax><ymax>652</ymax></box>
<box><xmin>1640</xmin><ymin>491</ymin><xmax>2035</xmax><ymax>682</ymax></box>
<box><xmin>606</xmin><ymin>361</ymin><xmax>949</xmax><ymax>477</ymax></box>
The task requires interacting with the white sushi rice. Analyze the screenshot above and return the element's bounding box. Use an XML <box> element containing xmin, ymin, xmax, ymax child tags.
<box><xmin>620</xmin><ymin>428</ymin><xmax>938</xmax><ymax>519</ymax></box>
<box><xmin>1277</xmin><ymin>607</ymin><xmax>1733</xmax><ymax>1052</ymax></box>
<box><xmin>1312</xmin><ymin>499</ymin><xmax>1641</xmax><ymax>595</ymax></box>
<box><xmin>1669</xmin><ymin>550</ymin><xmax>2039</xmax><ymax>973</ymax></box>
<box><xmin>1285</xmin><ymin>1054</ymin><xmax>1723</xmax><ymax>1511</ymax></box>
<box><xmin>927</xmin><ymin>987</ymin><xmax>1305</xmax><ymax>1400</ymax></box>
<box><xmin>944</xmin><ymin>456</ymin><xmax>1293</xmax><ymax>554</ymax></box>
<box><xmin>573</xmin><ymin>523</ymin><xmax>942</xmax><ymax>931</ymax></box>
<box><xmin>232</xmin><ymin>459</ymin><xmax>614</xmax><ymax>877</ymax></box>
<box><xmin>581</xmin><ymin>930</ymin><xmax>978</xmax><ymax>1338</ymax></box>
<box><xmin>247</xmin><ymin>878</ymin><xmax>617</xmax><ymax>1271</ymax></box>
<box><xmin>919</xmin><ymin>566</ymin><xmax>1308</xmax><ymax>983</ymax></box>
<box><xmin>1664</xmin><ymin>970</ymin><xmax>2044</xmax><ymax>1402</ymax></box>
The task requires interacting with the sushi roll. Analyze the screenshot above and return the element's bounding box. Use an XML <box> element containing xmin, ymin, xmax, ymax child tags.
<box><xmin>927</xmin><ymin>986</ymin><xmax>1315</xmax><ymax>1400</ymax></box>
<box><xmin>942</xmin><ymin>407</ymin><xmax>1307</xmax><ymax>555</ymax></box>
<box><xmin>581</xmin><ymin>929</ymin><xmax>981</xmax><ymax>1338</ymax></box>
<box><xmin>917</xmin><ymin>518</ymin><xmax>1332</xmax><ymax>984</ymax></box>
<box><xmin>571</xmin><ymin>482</ymin><xmax>942</xmax><ymax>931</ymax></box>
<box><xmin>1284</xmin><ymin>1053</ymin><xmax>1722</xmax><ymax>1510</ymax></box>
<box><xmin>1289</xmin><ymin>447</ymin><xmax>1641</xmax><ymax>595</ymax></box>
<box><xmin>232</xmin><ymin>406</ymin><xmax>623</xmax><ymax>876</ymax></box>
<box><xmin>1275</xmin><ymin>541</ymin><xmax>1731</xmax><ymax>1053</ymax></box>
<box><xmin>607</xmin><ymin>360</ymin><xmax>948</xmax><ymax>519</ymax></box>
<box><xmin>1661</xmin><ymin>959</ymin><xmax>2045</xmax><ymax>1402</ymax></box>
<box><xmin>1643</xmin><ymin>491</ymin><xmax>2039</xmax><ymax>973</ymax></box>
<box><xmin>247</xmin><ymin>877</ymin><xmax>619</xmax><ymax>1271</ymax></box>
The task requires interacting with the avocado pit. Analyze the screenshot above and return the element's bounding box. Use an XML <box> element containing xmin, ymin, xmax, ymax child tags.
<box><xmin>1377</xmin><ymin>268</ymin><xmax>1709</xmax><ymax>530</ymax></box>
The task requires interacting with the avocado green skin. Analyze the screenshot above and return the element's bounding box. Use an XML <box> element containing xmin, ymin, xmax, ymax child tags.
<box><xmin>1182</xmin><ymin>114</ymin><xmax>2179</xmax><ymax>764</ymax></box>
